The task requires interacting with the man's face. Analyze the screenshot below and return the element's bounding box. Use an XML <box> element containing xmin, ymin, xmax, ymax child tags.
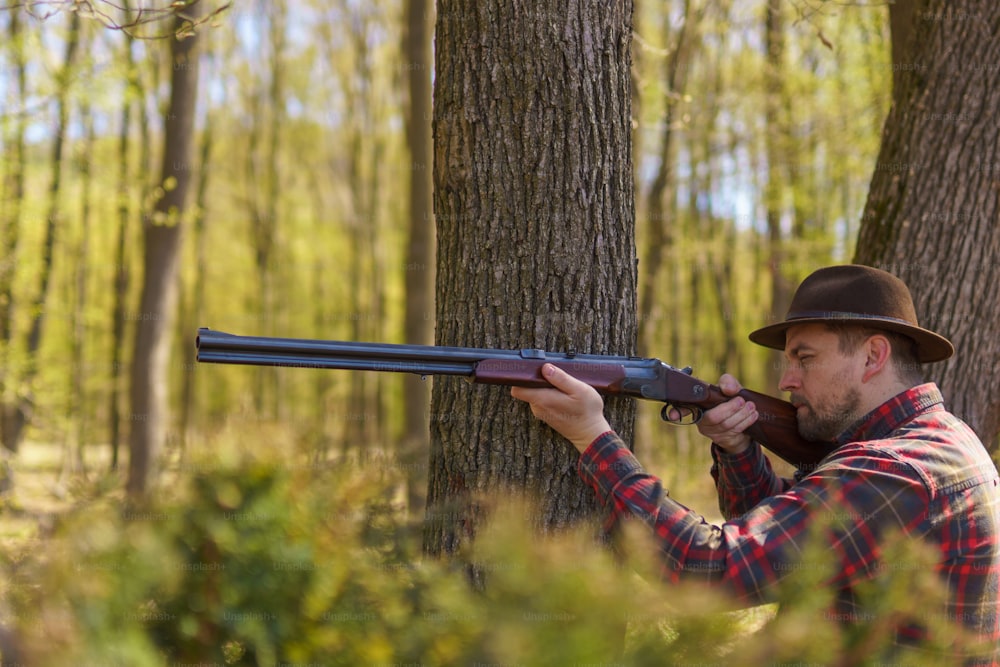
<box><xmin>779</xmin><ymin>324</ymin><xmax>867</xmax><ymax>442</ymax></box>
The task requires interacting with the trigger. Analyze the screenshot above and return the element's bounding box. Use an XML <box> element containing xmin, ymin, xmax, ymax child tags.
<box><xmin>661</xmin><ymin>404</ymin><xmax>704</xmax><ymax>425</ymax></box>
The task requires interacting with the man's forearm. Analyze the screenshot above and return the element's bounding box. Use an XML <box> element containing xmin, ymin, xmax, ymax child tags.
<box><xmin>576</xmin><ymin>432</ymin><xmax>774</xmax><ymax>605</ymax></box>
<box><xmin>710</xmin><ymin>442</ymin><xmax>791</xmax><ymax>520</ymax></box>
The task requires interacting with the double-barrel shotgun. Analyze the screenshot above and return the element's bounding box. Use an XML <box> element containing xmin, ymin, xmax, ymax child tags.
<box><xmin>195</xmin><ymin>328</ymin><xmax>837</xmax><ymax>469</ymax></box>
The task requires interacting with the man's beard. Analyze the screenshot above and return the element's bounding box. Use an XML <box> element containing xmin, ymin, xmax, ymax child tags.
<box><xmin>792</xmin><ymin>387</ymin><xmax>863</xmax><ymax>442</ymax></box>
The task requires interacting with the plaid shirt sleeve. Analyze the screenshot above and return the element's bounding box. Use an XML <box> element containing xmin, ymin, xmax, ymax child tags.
<box><xmin>709</xmin><ymin>442</ymin><xmax>793</xmax><ymax>520</ymax></box>
<box><xmin>578</xmin><ymin>432</ymin><xmax>932</xmax><ymax>604</ymax></box>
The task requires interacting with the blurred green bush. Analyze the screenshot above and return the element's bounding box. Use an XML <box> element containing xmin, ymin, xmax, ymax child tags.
<box><xmin>0</xmin><ymin>445</ymin><xmax>982</xmax><ymax>666</ymax></box>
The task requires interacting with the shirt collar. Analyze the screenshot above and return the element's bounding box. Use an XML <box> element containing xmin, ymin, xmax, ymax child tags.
<box><xmin>836</xmin><ymin>383</ymin><xmax>944</xmax><ymax>446</ymax></box>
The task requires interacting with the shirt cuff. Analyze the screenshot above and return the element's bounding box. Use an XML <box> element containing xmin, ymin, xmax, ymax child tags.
<box><xmin>709</xmin><ymin>441</ymin><xmax>760</xmax><ymax>463</ymax></box>
<box><xmin>577</xmin><ymin>431</ymin><xmax>646</xmax><ymax>507</ymax></box>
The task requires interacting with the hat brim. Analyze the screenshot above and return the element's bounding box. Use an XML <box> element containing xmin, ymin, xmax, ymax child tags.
<box><xmin>748</xmin><ymin>316</ymin><xmax>955</xmax><ymax>364</ymax></box>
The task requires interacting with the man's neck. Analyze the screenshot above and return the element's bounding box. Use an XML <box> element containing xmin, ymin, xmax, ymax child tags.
<box><xmin>861</xmin><ymin>377</ymin><xmax>915</xmax><ymax>416</ymax></box>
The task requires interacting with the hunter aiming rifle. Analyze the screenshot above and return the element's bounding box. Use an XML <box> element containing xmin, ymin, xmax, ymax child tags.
<box><xmin>195</xmin><ymin>328</ymin><xmax>838</xmax><ymax>469</ymax></box>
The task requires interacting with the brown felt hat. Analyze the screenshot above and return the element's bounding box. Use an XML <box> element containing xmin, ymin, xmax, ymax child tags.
<box><xmin>748</xmin><ymin>265</ymin><xmax>954</xmax><ymax>363</ymax></box>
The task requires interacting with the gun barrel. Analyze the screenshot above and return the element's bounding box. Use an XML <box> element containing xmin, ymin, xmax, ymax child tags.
<box><xmin>195</xmin><ymin>328</ymin><xmax>657</xmax><ymax>378</ymax></box>
<box><xmin>196</xmin><ymin>328</ymin><xmax>487</xmax><ymax>375</ymax></box>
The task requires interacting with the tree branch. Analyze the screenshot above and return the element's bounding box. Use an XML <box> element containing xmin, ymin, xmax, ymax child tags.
<box><xmin>3</xmin><ymin>0</ymin><xmax>231</xmax><ymax>39</ymax></box>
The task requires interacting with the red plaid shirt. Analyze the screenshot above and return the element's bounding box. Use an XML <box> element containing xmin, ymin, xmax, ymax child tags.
<box><xmin>579</xmin><ymin>383</ymin><xmax>1000</xmax><ymax>664</ymax></box>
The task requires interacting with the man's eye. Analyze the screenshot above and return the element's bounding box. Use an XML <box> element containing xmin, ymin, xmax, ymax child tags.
<box><xmin>799</xmin><ymin>355</ymin><xmax>814</xmax><ymax>369</ymax></box>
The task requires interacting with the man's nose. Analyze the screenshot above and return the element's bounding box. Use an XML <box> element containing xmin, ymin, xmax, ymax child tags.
<box><xmin>778</xmin><ymin>365</ymin><xmax>799</xmax><ymax>394</ymax></box>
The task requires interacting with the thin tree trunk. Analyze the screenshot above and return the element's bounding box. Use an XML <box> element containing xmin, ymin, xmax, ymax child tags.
<box><xmin>244</xmin><ymin>0</ymin><xmax>284</xmax><ymax>418</ymax></box>
<box><xmin>400</xmin><ymin>0</ymin><xmax>435</xmax><ymax>515</ymax></box>
<box><xmin>0</xmin><ymin>10</ymin><xmax>28</xmax><ymax>485</ymax></box>
<box><xmin>634</xmin><ymin>0</ymin><xmax>701</xmax><ymax>464</ymax></box>
<box><xmin>179</xmin><ymin>86</ymin><xmax>214</xmax><ymax>452</ymax></box>
<box><xmin>264</xmin><ymin>4</ymin><xmax>286</xmax><ymax>421</ymax></box>
<box><xmin>762</xmin><ymin>0</ymin><xmax>793</xmax><ymax>394</ymax></box>
<box><xmin>338</xmin><ymin>10</ymin><xmax>384</xmax><ymax>453</ymax></box>
<box><xmin>0</xmin><ymin>10</ymin><xmax>25</xmax><ymax>353</ymax></box>
<box><xmin>63</xmin><ymin>96</ymin><xmax>95</xmax><ymax>483</ymax></box>
<box><xmin>127</xmin><ymin>8</ymin><xmax>204</xmax><ymax>499</ymax></box>
<box><xmin>306</xmin><ymin>171</ymin><xmax>335</xmax><ymax>459</ymax></box>
<box><xmin>0</xmin><ymin>7</ymin><xmax>27</xmax><ymax>352</ymax></box>
<box><xmin>638</xmin><ymin>0</ymin><xmax>696</xmax><ymax>355</ymax></box>
<box><xmin>109</xmin><ymin>27</ymin><xmax>141</xmax><ymax>471</ymax></box>
<box><xmin>5</xmin><ymin>11</ymin><xmax>82</xmax><ymax>454</ymax></box>
<box><xmin>363</xmin><ymin>78</ymin><xmax>387</xmax><ymax>451</ymax></box>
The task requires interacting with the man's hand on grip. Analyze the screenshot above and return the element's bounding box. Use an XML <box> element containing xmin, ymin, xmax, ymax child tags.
<box><xmin>697</xmin><ymin>373</ymin><xmax>756</xmax><ymax>455</ymax></box>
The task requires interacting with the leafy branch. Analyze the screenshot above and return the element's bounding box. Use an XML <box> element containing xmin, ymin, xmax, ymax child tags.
<box><xmin>2</xmin><ymin>0</ymin><xmax>232</xmax><ymax>39</ymax></box>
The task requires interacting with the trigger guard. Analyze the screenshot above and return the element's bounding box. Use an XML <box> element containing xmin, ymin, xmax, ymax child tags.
<box><xmin>660</xmin><ymin>404</ymin><xmax>704</xmax><ymax>425</ymax></box>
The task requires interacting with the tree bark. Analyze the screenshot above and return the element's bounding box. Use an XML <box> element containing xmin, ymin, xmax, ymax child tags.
<box><xmin>888</xmin><ymin>0</ymin><xmax>919</xmax><ymax>95</ymax></box>
<box><xmin>127</xmin><ymin>8</ymin><xmax>203</xmax><ymax>498</ymax></box>
<box><xmin>401</xmin><ymin>0</ymin><xmax>436</xmax><ymax>515</ymax></box>
<box><xmin>855</xmin><ymin>0</ymin><xmax>1000</xmax><ymax>449</ymax></box>
<box><xmin>425</xmin><ymin>0</ymin><xmax>637</xmax><ymax>557</ymax></box>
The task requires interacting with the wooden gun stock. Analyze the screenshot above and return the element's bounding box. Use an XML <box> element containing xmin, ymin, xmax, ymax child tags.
<box><xmin>700</xmin><ymin>386</ymin><xmax>835</xmax><ymax>469</ymax></box>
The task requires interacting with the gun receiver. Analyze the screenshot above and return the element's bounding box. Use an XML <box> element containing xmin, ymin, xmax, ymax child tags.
<box><xmin>195</xmin><ymin>328</ymin><xmax>836</xmax><ymax>469</ymax></box>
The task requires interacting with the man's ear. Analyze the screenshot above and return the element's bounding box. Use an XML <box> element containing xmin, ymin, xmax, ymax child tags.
<box><xmin>861</xmin><ymin>334</ymin><xmax>891</xmax><ymax>383</ymax></box>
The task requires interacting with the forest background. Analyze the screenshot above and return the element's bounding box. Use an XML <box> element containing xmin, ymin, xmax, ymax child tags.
<box><xmin>0</xmin><ymin>0</ymin><xmax>904</xmax><ymax>492</ymax></box>
<box><xmin>0</xmin><ymin>0</ymin><xmax>998</xmax><ymax>664</ymax></box>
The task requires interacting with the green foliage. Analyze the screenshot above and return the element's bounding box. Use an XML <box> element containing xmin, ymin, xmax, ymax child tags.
<box><xmin>2</xmin><ymin>444</ymin><xmax>979</xmax><ymax>666</ymax></box>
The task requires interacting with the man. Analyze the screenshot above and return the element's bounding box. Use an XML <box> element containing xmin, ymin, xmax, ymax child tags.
<box><xmin>511</xmin><ymin>265</ymin><xmax>1000</xmax><ymax>664</ymax></box>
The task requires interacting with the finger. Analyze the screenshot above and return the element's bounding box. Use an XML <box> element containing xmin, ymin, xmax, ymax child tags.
<box><xmin>718</xmin><ymin>373</ymin><xmax>744</xmax><ymax>397</ymax></box>
<box><xmin>511</xmin><ymin>385</ymin><xmax>558</xmax><ymax>403</ymax></box>
<box><xmin>701</xmin><ymin>399</ymin><xmax>755</xmax><ymax>434</ymax></box>
<box><xmin>710</xmin><ymin>401</ymin><xmax>758</xmax><ymax>434</ymax></box>
<box><xmin>539</xmin><ymin>363</ymin><xmax>589</xmax><ymax>394</ymax></box>
<box><xmin>666</xmin><ymin>406</ymin><xmax>695</xmax><ymax>422</ymax></box>
<box><xmin>702</xmin><ymin>396</ymin><xmax>747</xmax><ymax>426</ymax></box>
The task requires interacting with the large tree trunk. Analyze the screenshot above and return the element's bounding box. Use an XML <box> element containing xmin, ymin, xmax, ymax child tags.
<box><xmin>400</xmin><ymin>0</ymin><xmax>436</xmax><ymax>515</ymax></box>
<box><xmin>855</xmin><ymin>0</ymin><xmax>1000</xmax><ymax>449</ymax></box>
<box><xmin>425</xmin><ymin>0</ymin><xmax>637</xmax><ymax>558</ymax></box>
<box><xmin>127</xmin><ymin>9</ymin><xmax>203</xmax><ymax>498</ymax></box>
